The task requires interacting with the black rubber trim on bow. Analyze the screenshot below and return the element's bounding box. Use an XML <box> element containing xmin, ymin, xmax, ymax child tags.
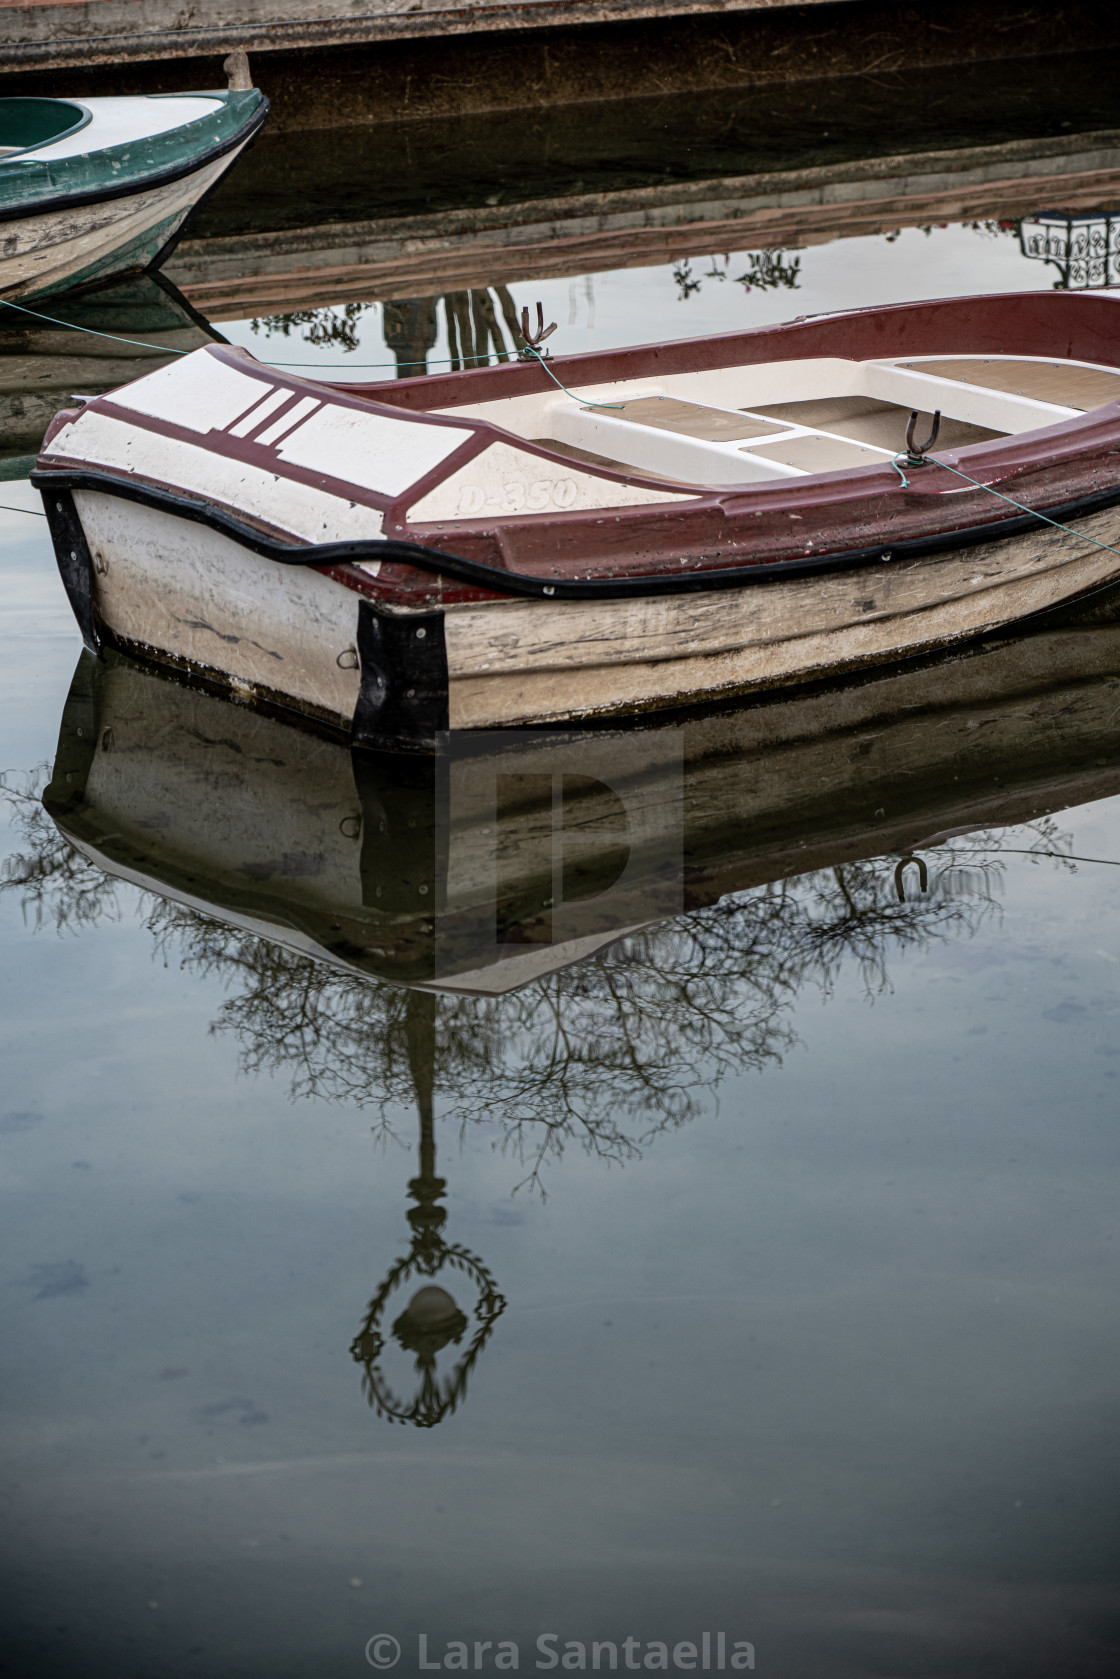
<box><xmin>30</xmin><ymin>467</ymin><xmax>1120</xmax><ymax>602</ymax></box>
<box><xmin>42</xmin><ymin>485</ymin><xmax>99</xmax><ymax>651</ymax></box>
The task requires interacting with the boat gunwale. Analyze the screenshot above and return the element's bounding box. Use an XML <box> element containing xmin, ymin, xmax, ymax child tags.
<box><xmin>64</xmin><ymin>334</ymin><xmax>1120</xmax><ymax>540</ymax></box>
<box><xmin>31</xmin><ymin>464</ymin><xmax>1120</xmax><ymax>603</ymax></box>
<box><xmin>0</xmin><ymin>94</ymin><xmax>269</xmax><ymax>227</ymax></box>
<box><xmin>36</xmin><ymin>294</ymin><xmax>1120</xmax><ymax>606</ymax></box>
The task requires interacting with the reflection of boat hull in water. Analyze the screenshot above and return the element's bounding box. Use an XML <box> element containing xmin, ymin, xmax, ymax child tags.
<box><xmin>33</xmin><ymin>295</ymin><xmax>1120</xmax><ymax>743</ymax></box>
<box><xmin>43</xmin><ymin>623</ymin><xmax>1120</xmax><ymax>994</ymax></box>
<box><xmin>0</xmin><ymin>271</ymin><xmax>221</xmax><ymax>479</ymax></box>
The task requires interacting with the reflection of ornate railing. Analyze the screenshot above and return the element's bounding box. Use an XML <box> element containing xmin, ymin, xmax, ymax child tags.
<box><xmin>1019</xmin><ymin>213</ymin><xmax>1120</xmax><ymax>290</ymax></box>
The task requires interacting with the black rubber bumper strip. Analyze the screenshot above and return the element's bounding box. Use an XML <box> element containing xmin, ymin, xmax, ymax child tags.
<box><xmin>30</xmin><ymin>466</ymin><xmax>1120</xmax><ymax>603</ymax></box>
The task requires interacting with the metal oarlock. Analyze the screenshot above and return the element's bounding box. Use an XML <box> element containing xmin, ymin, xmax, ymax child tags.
<box><xmin>904</xmin><ymin>409</ymin><xmax>942</xmax><ymax>466</ymax></box>
<box><xmin>517</xmin><ymin>301</ymin><xmax>558</xmax><ymax>359</ymax></box>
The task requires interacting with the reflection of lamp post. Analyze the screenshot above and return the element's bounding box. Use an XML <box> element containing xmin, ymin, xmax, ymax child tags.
<box><xmin>350</xmin><ymin>993</ymin><xmax>506</xmax><ymax>1426</ymax></box>
<box><xmin>1020</xmin><ymin>213</ymin><xmax>1120</xmax><ymax>289</ymax></box>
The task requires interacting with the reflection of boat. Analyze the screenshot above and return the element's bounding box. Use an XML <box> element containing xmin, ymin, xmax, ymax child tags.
<box><xmin>0</xmin><ymin>89</ymin><xmax>268</xmax><ymax>300</ymax></box>
<box><xmin>0</xmin><ymin>271</ymin><xmax>221</xmax><ymax>479</ymax></box>
<box><xmin>33</xmin><ymin>291</ymin><xmax>1120</xmax><ymax>744</ymax></box>
<box><xmin>42</xmin><ymin>619</ymin><xmax>1120</xmax><ymax>994</ymax></box>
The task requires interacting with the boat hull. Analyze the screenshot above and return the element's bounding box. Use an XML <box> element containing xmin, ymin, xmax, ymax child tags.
<box><xmin>48</xmin><ymin>481</ymin><xmax>1120</xmax><ymax>743</ymax></box>
<box><xmin>0</xmin><ymin>141</ymin><xmax>255</xmax><ymax>300</ymax></box>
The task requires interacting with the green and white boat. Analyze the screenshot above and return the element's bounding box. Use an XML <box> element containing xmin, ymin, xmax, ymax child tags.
<box><xmin>0</xmin><ymin>88</ymin><xmax>268</xmax><ymax>301</ymax></box>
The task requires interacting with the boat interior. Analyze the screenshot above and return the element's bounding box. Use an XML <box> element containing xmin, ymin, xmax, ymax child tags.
<box><xmin>0</xmin><ymin>98</ymin><xmax>90</xmax><ymax>160</ymax></box>
<box><xmin>0</xmin><ymin>96</ymin><xmax>225</xmax><ymax>168</ymax></box>
<box><xmin>434</xmin><ymin>353</ymin><xmax>1120</xmax><ymax>486</ymax></box>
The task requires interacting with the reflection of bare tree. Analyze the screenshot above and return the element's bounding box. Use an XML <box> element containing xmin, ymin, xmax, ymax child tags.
<box><xmin>0</xmin><ymin>775</ymin><xmax>120</xmax><ymax>932</ymax></box>
<box><xmin>3</xmin><ymin>766</ymin><xmax>1073</xmax><ymax>1193</ymax></box>
<box><xmin>735</xmin><ymin>250</ymin><xmax>802</xmax><ymax>292</ymax></box>
<box><xmin>442</xmin><ymin>286</ymin><xmax>522</xmax><ymax>372</ymax></box>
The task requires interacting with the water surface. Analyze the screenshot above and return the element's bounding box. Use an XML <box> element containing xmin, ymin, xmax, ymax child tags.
<box><xmin>3</xmin><ymin>79</ymin><xmax>1120</xmax><ymax>1679</ymax></box>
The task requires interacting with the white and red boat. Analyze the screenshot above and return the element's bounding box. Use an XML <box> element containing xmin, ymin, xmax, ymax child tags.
<box><xmin>32</xmin><ymin>290</ymin><xmax>1120</xmax><ymax>749</ymax></box>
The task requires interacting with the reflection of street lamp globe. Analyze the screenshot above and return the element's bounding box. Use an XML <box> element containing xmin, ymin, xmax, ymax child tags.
<box><xmin>351</xmin><ymin>1246</ymin><xmax>505</xmax><ymax>1427</ymax></box>
<box><xmin>393</xmin><ymin>1286</ymin><xmax>469</xmax><ymax>1364</ymax></box>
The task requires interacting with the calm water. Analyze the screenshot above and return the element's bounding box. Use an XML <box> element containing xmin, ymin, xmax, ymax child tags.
<box><xmin>4</xmin><ymin>76</ymin><xmax>1120</xmax><ymax>1679</ymax></box>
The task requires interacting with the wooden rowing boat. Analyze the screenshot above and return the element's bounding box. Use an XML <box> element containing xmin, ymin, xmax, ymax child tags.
<box><xmin>0</xmin><ymin>87</ymin><xmax>268</xmax><ymax>300</ymax></box>
<box><xmin>43</xmin><ymin>620</ymin><xmax>1120</xmax><ymax>994</ymax></box>
<box><xmin>32</xmin><ymin>290</ymin><xmax>1120</xmax><ymax>749</ymax></box>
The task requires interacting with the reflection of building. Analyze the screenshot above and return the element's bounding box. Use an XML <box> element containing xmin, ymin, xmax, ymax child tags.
<box><xmin>166</xmin><ymin>134</ymin><xmax>1120</xmax><ymax>318</ymax></box>
<box><xmin>1020</xmin><ymin>212</ymin><xmax>1120</xmax><ymax>289</ymax></box>
<box><xmin>382</xmin><ymin>288</ymin><xmax>520</xmax><ymax>375</ymax></box>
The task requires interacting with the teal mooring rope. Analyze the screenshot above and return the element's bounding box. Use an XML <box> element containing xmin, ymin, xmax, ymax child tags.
<box><xmin>0</xmin><ymin>298</ymin><xmax>633</xmax><ymax>384</ymax></box>
<box><xmin>0</xmin><ymin>295</ymin><xmax>194</xmax><ymax>356</ymax></box>
<box><xmin>520</xmin><ymin>344</ymin><xmax>624</xmax><ymax>409</ymax></box>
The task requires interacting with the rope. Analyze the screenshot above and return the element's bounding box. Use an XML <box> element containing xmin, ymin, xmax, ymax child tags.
<box><xmin>891</xmin><ymin>449</ymin><xmax>1120</xmax><ymax>563</ymax></box>
<box><xmin>0</xmin><ymin>501</ymin><xmax>45</xmax><ymax>517</ymax></box>
<box><xmin>520</xmin><ymin>344</ymin><xmax>624</xmax><ymax>409</ymax></box>
<box><xmin>0</xmin><ymin>296</ymin><xmax>193</xmax><ymax>356</ymax></box>
<box><xmin>994</xmin><ymin>848</ymin><xmax>1120</xmax><ymax>866</ymax></box>
<box><xmin>0</xmin><ymin>298</ymin><xmax>484</xmax><ymax>369</ymax></box>
<box><xmin>271</xmin><ymin>350</ymin><xmax>502</xmax><ymax>370</ymax></box>
<box><xmin>0</xmin><ymin>299</ymin><xmax>629</xmax><ymax>394</ymax></box>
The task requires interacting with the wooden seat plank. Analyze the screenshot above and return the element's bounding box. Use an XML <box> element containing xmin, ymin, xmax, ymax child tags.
<box><xmin>898</xmin><ymin>358</ymin><xmax>1120</xmax><ymax>410</ymax></box>
<box><xmin>582</xmin><ymin>395</ymin><xmax>789</xmax><ymax>442</ymax></box>
<box><xmin>751</xmin><ymin>396</ymin><xmax>1002</xmax><ymax>451</ymax></box>
<box><xmin>743</xmin><ymin>433</ymin><xmax>888</xmax><ymax>473</ymax></box>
